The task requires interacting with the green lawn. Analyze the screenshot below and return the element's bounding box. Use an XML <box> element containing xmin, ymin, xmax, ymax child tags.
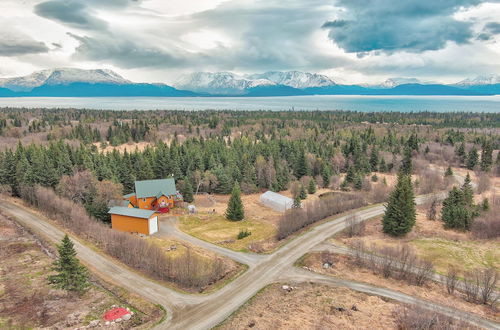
<box><xmin>178</xmin><ymin>214</ymin><xmax>276</xmax><ymax>252</ymax></box>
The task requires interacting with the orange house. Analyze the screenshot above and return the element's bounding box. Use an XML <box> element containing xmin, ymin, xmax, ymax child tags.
<box><xmin>108</xmin><ymin>206</ymin><xmax>158</xmax><ymax>235</ymax></box>
<box><xmin>123</xmin><ymin>178</ymin><xmax>180</xmax><ymax>212</ymax></box>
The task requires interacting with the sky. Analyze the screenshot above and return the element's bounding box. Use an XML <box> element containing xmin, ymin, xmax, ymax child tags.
<box><xmin>0</xmin><ymin>0</ymin><xmax>500</xmax><ymax>84</ymax></box>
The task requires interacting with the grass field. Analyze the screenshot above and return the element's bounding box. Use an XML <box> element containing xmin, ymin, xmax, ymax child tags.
<box><xmin>411</xmin><ymin>238</ymin><xmax>500</xmax><ymax>273</ymax></box>
<box><xmin>178</xmin><ymin>213</ymin><xmax>276</xmax><ymax>252</ymax></box>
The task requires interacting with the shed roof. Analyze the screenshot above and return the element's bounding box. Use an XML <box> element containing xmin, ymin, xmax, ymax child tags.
<box><xmin>260</xmin><ymin>191</ymin><xmax>293</xmax><ymax>204</ymax></box>
<box><xmin>135</xmin><ymin>178</ymin><xmax>176</xmax><ymax>198</ymax></box>
<box><xmin>108</xmin><ymin>206</ymin><xmax>156</xmax><ymax>219</ymax></box>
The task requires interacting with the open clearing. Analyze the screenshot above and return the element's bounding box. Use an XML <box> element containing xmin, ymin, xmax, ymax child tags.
<box><xmin>300</xmin><ymin>252</ymin><xmax>500</xmax><ymax>322</ymax></box>
<box><xmin>217</xmin><ymin>282</ymin><xmax>401</xmax><ymax>330</ymax></box>
<box><xmin>0</xmin><ymin>212</ymin><xmax>162</xmax><ymax>329</ymax></box>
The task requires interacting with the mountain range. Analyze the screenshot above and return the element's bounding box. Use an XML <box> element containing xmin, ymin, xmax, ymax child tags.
<box><xmin>1</xmin><ymin>68</ymin><xmax>499</xmax><ymax>97</ymax></box>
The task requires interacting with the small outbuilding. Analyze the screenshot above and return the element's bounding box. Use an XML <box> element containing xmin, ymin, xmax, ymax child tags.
<box><xmin>260</xmin><ymin>191</ymin><xmax>293</xmax><ymax>212</ymax></box>
<box><xmin>108</xmin><ymin>206</ymin><xmax>158</xmax><ymax>235</ymax></box>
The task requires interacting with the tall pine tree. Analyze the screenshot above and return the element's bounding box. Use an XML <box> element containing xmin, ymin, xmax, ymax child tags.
<box><xmin>48</xmin><ymin>235</ymin><xmax>89</xmax><ymax>295</ymax></box>
<box><xmin>382</xmin><ymin>174</ymin><xmax>416</xmax><ymax>236</ymax></box>
<box><xmin>226</xmin><ymin>182</ymin><xmax>244</xmax><ymax>221</ymax></box>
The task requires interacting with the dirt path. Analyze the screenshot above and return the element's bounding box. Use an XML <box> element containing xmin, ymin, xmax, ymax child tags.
<box><xmin>282</xmin><ymin>268</ymin><xmax>500</xmax><ymax>330</ymax></box>
<box><xmin>2</xmin><ymin>191</ymin><xmax>498</xmax><ymax>330</ymax></box>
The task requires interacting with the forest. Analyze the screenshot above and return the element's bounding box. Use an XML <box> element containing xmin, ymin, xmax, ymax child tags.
<box><xmin>0</xmin><ymin>108</ymin><xmax>499</xmax><ymax>223</ymax></box>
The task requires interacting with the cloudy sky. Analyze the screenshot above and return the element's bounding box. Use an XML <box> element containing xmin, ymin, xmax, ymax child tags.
<box><xmin>1</xmin><ymin>0</ymin><xmax>500</xmax><ymax>84</ymax></box>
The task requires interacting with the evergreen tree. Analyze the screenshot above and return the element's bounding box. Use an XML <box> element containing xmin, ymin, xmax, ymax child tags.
<box><xmin>480</xmin><ymin>140</ymin><xmax>493</xmax><ymax>172</ymax></box>
<box><xmin>299</xmin><ymin>184</ymin><xmax>307</xmax><ymax>200</ymax></box>
<box><xmin>466</xmin><ymin>147</ymin><xmax>478</xmax><ymax>170</ymax></box>
<box><xmin>481</xmin><ymin>198</ymin><xmax>490</xmax><ymax>211</ymax></box>
<box><xmin>320</xmin><ymin>162</ymin><xmax>331</xmax><ymax>188</ymax></box>
<box><xmin>48</xmin><ymin>235</ymin><xmax>89</xmax><ymax>295</ymax></box>
<box><xmin>182</xmin><ymin>177</ymin><xmax>194</xmax><ymax>203</ymax></box>
<box><xmin>293</xmin><ymin>194</ymin><xmax>301</xmax><ymax>208</ymax></box>
<box><xmin>400</xmin><ymin>146</ymin><xmax>413</xmax><ymax>175</ymax></box>
<box><xmin>369</xmin><ymin>147</ymin><xmax>379</xmax><ymax>172</ymax></box>
<box><xmin>382</xmin><ymin>174</ymin><xmax>416</xmax><ymax>236</ymax></box>
<box><xmin>295</xmin><ymin>148</ymin><xmax>309</xmax><ymax>178</ymax></box>
<box><xmin>441</xmin><ymin>187</ymin><xmax>474</xmax><ymax>230</ymax></box>
<box><xmin>226</xmin><ymin>182</ymin><xmax>244</xmax><ymax>221</ymax></box>
<box><xmin>308</xmin><ymin>178</ymin><xmax>316</xmax><ymax>194</ymax></box>
<box><xmin>462</xmin><ymin>173</ymin><xmax>474</xmax><ymax>207</ymax></box>
<box><xmin>455</xmin><ymin>142</ymin><xmax>466</xmax><ymax>164</ymax></box>
<box><xmin>444</xmin><ymin>166</ymin><xmax>453</xmax><ymax>177</ymax></box>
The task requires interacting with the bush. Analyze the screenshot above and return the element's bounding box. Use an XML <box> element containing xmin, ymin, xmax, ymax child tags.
<box><xmin>237</xmin><ymin>230</ymin><xmax>252</xmax><ymax>240</ymax></box>
<box><xmin>276</xmin><ymin>193</ymin><xmax>366</xmax><ymax>240</ymax></box>
<box><xmin>394</xmin><ymin>305</ymin><xmax>473</xmax><ymax>330</ymax></box>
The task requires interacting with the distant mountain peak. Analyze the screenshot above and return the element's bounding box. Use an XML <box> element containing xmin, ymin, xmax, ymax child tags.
<box><xmin>173</xmin><ymin>70</ymin><xmax>335</xmax><ymax>94</ymax></box>
<box><xmin>247</xmin><ymin>71</ymin><xmax>336</xmax><ymax>89</ymax></box>
<box><xmin>456</xmin><ymin>74</ymin><xmax>500</xmax><ymax>86</ymax></box>
<box><xmin>0</xmin><ymin>68</ymin><xmax>130</xmax><ymax>92</ymax></box>
<box><xmin>173</xmin><ymin>71</ymin><xmax>275</xmax><ymax>95</ymax></box>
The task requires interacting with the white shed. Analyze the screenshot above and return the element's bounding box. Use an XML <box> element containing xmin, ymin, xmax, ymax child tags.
<box><xmin>260</xmin><ymin>191</ymin><xmax>293</xmax><ymax>212</ymax></box>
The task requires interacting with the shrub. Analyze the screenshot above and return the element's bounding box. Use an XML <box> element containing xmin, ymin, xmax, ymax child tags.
<box><xmin>237</xmin><ymin>230</ymin><xmax>252</xmax><ymax>240</ymax></box>
<box><xmin>276</xmin><ymin>193</ymin><xmax>366</xmax><ymax>240</ymax></box>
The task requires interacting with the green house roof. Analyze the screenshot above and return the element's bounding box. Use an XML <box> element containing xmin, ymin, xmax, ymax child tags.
<box><xmin>135</xmin><ymin>178</ymin><xmax>176</xmax><ymax>199</ymax></box>
<box><xmin>123</xmin><ymin>193</ymin><xmax>136</xmax><ymax>199</ymax></box>
<box><xmin>108</xmin><ymin>206</ymin><xmax>156</xmax><ymax>219</ymax></box>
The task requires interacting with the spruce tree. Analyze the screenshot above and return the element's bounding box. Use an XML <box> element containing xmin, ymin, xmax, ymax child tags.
<box><xmin>299</xmin><ymin>184</ymin><xmax>307</xmax><ymax>200</ymax></box>
<box><xmin>400</xmin><ymin>146</ymin><xmax>413</xmax><ymax>175</ymax></box>
<box><xmin>444</xmin><ymin>166</ymin><xmax>453</xmax><ymax>177</ymax></box>
<box><xmin>226</xmin><ymin>182</ymin><xmax>244</xmax><ymax>221</ymax></box>
<box><xmin>466</xmin><ymin>147</ymin><xmax>478</xmax><ymax>170</ymax></box>
<box><xmin>462</xmin><ymin>173</ymin><xmax>474</xmax><ymax>207</ymax></box>
<box><xmin>441</xmin><ymin>187</ymin><xmax>473</xmax><ymax>230</ymax></box>
<box><xmin>182</xmin><ymin>177</ymin><xmax>194</xmax><ymax>203</ymax></box>
<box><xmin>382</xmin><ymin>174</ymin><xmax>416</xmax><ymax>236</ymax></box>
<box><xmin>48</xmin><ymin>235</ymin><xmax>89</xmax><ymax>295</ymax></box>
<box><xmin>293</xmin><ymin>194</ymin><xmax>301</xmax><ymax>208</ymax></box>
<box><xmin>308</xmin><ymin>178</ymin><xmax>316</xmax><ymax>194</ymax></box>
<box><xmin>295</xmin><ymin>148</ymin><xmax>309</xmax><ymax>178</ymax></box>
<box><xmin>480</xmin><ymin>140</ymin><xmax>493</xmax><ymax>172</ymax></box>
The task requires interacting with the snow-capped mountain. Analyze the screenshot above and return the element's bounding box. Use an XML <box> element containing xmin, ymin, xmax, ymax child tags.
<box><xmin>173</xmin><ymin>72</ymin><xmax>275</xmax><ymax>95</ymax></box>
<box><xmin>174</xmin><ymin>71</ymin><xmax>336</xmax><ymax>94</ymax></box>
<box><xmin>247</xmin><ymin>71</ymin><xmax>336</xmax><ymax>89</ymax></box>
<box><xmin>0</xmin><ymin>68</ymin><xmax>130</xmax><ymax>92</ymax></box>
<box><xmin>455</xmin><ymin>74</ymin><xmax>500</xmax><ymax>86</ymax></box>
<box><xmin>374</xmin><ymin>77</ymin><xmax>422</xmax><ymax>89</ymax></box>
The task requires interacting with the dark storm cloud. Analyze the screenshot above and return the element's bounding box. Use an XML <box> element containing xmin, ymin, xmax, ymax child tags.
<box><xmin>322</xmin><ymin>0</ymin><xmax>496</xmax><ymax>54</ymax></box>
<box><xmin>0</xmin><ymin>36</ymin><xmax>49</xmax><ymax>56</ymax></box>
<box><xmin>34</xmin><ymin>0</ymin><xmax>108</xmax><ymax>30</ymax></box>
<box><xmin>484</xmin><ymin>21</ymin><xmax>500</xmax><ymax>33</ymax></box>
<box><xmin>67</xmin><ymin>33</ymin><xmax>186</xmax><ymax>68</ymax></box>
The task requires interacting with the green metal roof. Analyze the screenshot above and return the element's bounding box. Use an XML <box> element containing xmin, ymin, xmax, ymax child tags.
<box><xmin>135</xmin><ymin>178</ymin><xmax>176</xmax><ymax>198</ymax></box>
<box><xmin>108</xmin><ymin>206</ymin><xmax>156</xmax><ymax>219</ymax></box>
<box><xmin>123</xmin><ymin>193</ymin><xmax>136</xmax><ymax>199</ymax></box>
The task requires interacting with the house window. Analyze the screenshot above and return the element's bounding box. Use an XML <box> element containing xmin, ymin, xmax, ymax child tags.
<box><xmin>143</xmin><ymin>198</ymin><xmax>147</xmax><ymax>202</ymax></box>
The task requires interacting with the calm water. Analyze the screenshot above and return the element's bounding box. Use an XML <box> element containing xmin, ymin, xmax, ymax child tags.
<box><xmin>0</xmin><ymin>95</ymin><xmax>499</xmax><ymax>112</ymax></box>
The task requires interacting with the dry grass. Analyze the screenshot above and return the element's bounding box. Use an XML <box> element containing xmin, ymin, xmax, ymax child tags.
<box><xmin>178</xmin><ymin>214</ymin><xmax>276</xmax><ymax>252</ymax></box>
<box><xmin>0</xmin><ymin>213</ymin><xmax>162</xmax><ymax>329</ymax></box>
<box><xmin>217</xmin><ymin>283</ymin><xmax>401</xmax><ymax>330</ymax></box>
<box><xmin>301</xmin><ymin>253</ymin><xmax>499</xmax><ymax>322</ymax></box>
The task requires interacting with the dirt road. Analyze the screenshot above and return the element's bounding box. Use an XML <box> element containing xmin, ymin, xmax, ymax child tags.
<box><xmin>2</xmin><ymin>191</ymin><xmax>498</xmax><ymax>330</ymax></box>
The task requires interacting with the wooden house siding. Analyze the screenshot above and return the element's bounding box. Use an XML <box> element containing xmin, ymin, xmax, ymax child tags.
<box><xmin>111</xmin><ymin>214</ymin><xmax>150</xmax><ymax>235</ymax></box>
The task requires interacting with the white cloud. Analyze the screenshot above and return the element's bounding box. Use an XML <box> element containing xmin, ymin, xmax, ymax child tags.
<box><xmin>0</xmin><ymin>0</ymin><xmax>499</xmax><ymax>85</ymax></box>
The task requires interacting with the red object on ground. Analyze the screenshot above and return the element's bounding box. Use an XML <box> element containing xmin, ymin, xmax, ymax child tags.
<box><xmin>158</xmin><ymin>207</ymin><xmax>169</xmax><ymax>213</ymax></box>
<box><xmin>104</xmin><ymin>307</ymin><xmax>130</xmax><ymax>321</ymax></box>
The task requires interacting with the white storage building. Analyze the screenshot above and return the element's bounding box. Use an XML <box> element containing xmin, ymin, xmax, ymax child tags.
<box><xmin>260</xmin><ymin>191</ymin><xmax>293</xmax><ymax>212</ymax></box>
